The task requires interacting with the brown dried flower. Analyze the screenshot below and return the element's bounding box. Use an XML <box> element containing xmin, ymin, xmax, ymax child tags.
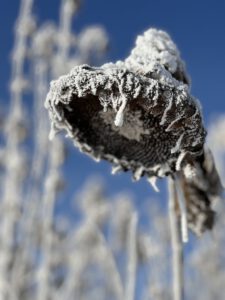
<box><xmin>45</xmin><ymin>28</ymin><xmax>223</xmax><ymax>235</ymax></box>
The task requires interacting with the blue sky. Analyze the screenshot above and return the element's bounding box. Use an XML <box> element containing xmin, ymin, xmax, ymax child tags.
<box><xmin>2</xmin><ymin>1</ymin><xmax>225</xmax><ymax>115</ymax></box>
<box><xmin>1</xmin><ymin>0</ymin><xmax>225</xmax><ymax>217</ymax></box>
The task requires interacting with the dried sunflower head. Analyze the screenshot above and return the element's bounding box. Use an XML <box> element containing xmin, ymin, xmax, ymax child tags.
<box><xmin>46</xmin><ymin>29</ymin><xmax>205</xmax><ymax>180</ymax></box>
<box><xmin>45</xmin><ymin>28</ymin><xmax>222</xmax><ymax>235</ymax></box>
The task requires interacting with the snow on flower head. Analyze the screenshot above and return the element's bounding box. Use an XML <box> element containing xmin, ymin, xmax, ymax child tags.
<box><xmin>45</xmin><ymin>28</ymin><xmax>224</xmax><ymax>235</ymax></box>
<box><xmin>45</xmin><ymin>29</ymin><xmax>205</xmax><ymax>183</ymax></box>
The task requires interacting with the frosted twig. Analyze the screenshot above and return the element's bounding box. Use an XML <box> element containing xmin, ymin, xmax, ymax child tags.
<box><xmin>207</xmin><ymin>115</ymin><xmax>225</xmax><ymax>187</ymax></box>
<box><xmin>36</xmin><ymin>137</ymin><xmax>64</xmax><ymax>300</ymax></box>
<box><xmin>95</xmin><ymin>223</ymin><xmax>124</xmax><ymax>300</ymax></box>
<box><xmin>56</xmin><ymin>220</ymin><xmax>124</xmax><ymax>300</ymax></box>
<box><xmin>0</xmin><ymin>0</ymin><xmax>34</xmax><ymax>299</ymax></box>
<box><xmin>52</xmin><ymin>0</ymin><xmax>79</xmax><ymax>76</ymax></box>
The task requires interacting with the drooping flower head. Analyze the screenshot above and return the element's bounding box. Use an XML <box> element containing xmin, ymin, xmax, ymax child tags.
<box><xmin>45</xmin><ymin>28</ymin><xmax>223</xmax><ymax>235</ymax></box>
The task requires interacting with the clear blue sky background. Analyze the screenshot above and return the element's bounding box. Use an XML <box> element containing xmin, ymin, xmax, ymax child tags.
<box><xmin>1</xmin><ymin>0</ymin><xmax>225</xmax><ymax>219</ymax></box>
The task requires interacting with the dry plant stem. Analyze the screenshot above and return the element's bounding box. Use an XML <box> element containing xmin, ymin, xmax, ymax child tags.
<box><xmin>168</xmin><ymin>177</ymin><xmax>184</xmax><ymax>300</ymax></box>
<box><xmin>175</xmin><ymin>174</ymin><xmax>188</xmax><ymax>243</ymax></box>
<box><xmin>94</xmin><ymin>223</ymin><xmax>124</xmax><ymax>300</ymax></box>
<box><xmin>53</xmin><ymin>0</ymin><xmax>78</xmax><ymax>77</ymax></box>
<box><xmin>36</xmin><ymin>5</ymin><xmax>74</xmax><ymax>298</ymax></box>
<box><xmin>11</xmin><ymin>57</ymin><xmax>50</xmax><ymax>294</ymax></box>
<box><xmin>36</xmin><ymin>4</ymin><xmax>75</xmax><ymax>297</ymax></box>
<box><xmin>36</xmin><ymin>148</ymin><xmax>60</xmax><ymax>300</ymax></box>
<box><xmin>0</xmin><ymin>1</ymin><xmax>33</xmax><ymax>299</ymax></box>
<box><xmin>125</xmin><ymin>212</ymin><xmax>138</xmax><ymax>300</ymax></box>
<box><xmin>59</xmin><ymin>0</ymin><xmax>74</xmax><ymax>60</ymax></box>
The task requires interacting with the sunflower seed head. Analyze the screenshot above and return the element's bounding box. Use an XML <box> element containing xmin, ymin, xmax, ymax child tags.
<box><xmin>45</xmin><ymin>28</ymin><xmax>206</xmax><ymax>182</ymax></box>
<box><xmin>45</xmin><ymin>28</ymin><xmax>225</xmax><ymax>235</ymax></box>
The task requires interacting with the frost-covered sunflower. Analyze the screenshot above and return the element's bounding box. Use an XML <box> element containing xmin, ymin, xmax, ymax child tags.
<box><xmin>45</xmin><ymin>28</ymin><xmax>223</xmax><ymax>236</ymax></box>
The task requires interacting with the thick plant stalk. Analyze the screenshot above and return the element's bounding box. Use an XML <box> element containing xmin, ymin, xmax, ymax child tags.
<box><xmin>125</xmin><ymin>212</ymin><xmax>138</xmax><ymax>300</ymax></box>
<box><xmin>168</xmin><ymin>177</ymin><xmax>184</xmax><ymax>300</ymax></box>
<box><xmin>175</xmin><ymin>174</ymin><xmax>188</xmax><ymax>243</ymax></box>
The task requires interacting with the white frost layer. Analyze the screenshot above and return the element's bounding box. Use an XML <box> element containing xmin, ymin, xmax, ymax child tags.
<box><xmin>125</xmin><ymin>28</ymin><xmax>189</xmax><ymax>88</ymax></box>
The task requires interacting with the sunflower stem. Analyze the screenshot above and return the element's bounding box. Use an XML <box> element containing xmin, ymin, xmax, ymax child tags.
<box><xmin>175</xmin><ymin>174</ymin><xmax>189</xmax><ymax>243</ymax></box>
<box><xmin>168</xmin><ymin>177</ymin><xmax>184</xmax><ymax>300</ymax></box>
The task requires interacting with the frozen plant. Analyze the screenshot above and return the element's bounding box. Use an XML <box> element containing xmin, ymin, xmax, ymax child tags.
<box><xmin>45</xmin><ymin>27</ymin><xmax>224</xmax><ymax>300</ymax></box>
<box><xmin>1</xmin><ymin>0</ymin><xmax>225</xmax><ymax>299</ymax></box>
<box><xmin>46</xmin><ymin>28</ymin><xmax>223</xmax><ymax>237</ymax></box>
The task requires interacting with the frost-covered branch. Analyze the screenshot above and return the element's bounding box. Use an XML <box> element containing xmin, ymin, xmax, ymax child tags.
<box><xmin>0</xmin><ymin>1</ymin><xmax>34</xmax><ymax>298</ymax></box>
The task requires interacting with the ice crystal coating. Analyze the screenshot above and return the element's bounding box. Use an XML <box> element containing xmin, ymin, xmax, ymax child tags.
<box><xmin>45</xmin><ymin>28</ymin><xmax>223</xmax><ymax>235</ymax></box>
<box><xmin>125</xmin><ymin>29</ymin><xmax>190</xmax><ymax>86</ymax></box>
<box><xmin>46</xmin><ymin>62</ymin><xmax>205</xmax><ymax>180</ymax></box>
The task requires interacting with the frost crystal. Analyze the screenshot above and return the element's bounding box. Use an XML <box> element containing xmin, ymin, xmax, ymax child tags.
<box><xmin>45</xmin><ymin>28</ymin><xmax>223</xmax><ymax>235</ymax></box>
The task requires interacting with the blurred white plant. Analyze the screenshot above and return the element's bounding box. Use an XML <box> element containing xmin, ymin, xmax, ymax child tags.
<box><xmin>207</xmin><ymin>115</ymin><xmax>225</xmax><ymax>186</ymax></box>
